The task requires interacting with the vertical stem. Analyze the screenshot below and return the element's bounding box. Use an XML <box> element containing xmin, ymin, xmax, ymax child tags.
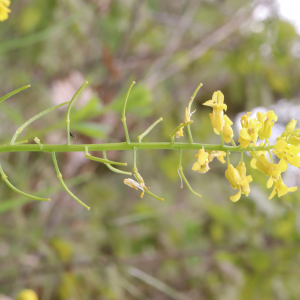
<box><xmin>178</xmin><ymin>149</ymin><xmax>182</xmax><ymax>167</ymax></box>
<box><xmin>52</xmin><ymin>152</ymin><xmax>90</xmax><ymax>210</ymax></box>
<box><xmin>133</xmin><ymin>147</ymin><xmax>137</xmax><ymax>170</ymax></box>
<box><xmin>220</xmin><ymin>132</ymin><xmax>224</xmax><ymax>146</ymax></box>
<box><xmin>187</xmin><ymin>83</ymin><xmax>203</xmax><ymax>144</ymax></box>
<box><xmin>268</xmin><ymin>150</ymin><xmax>274</xmax><ymax>164</ymax></box>
<box><xmin>241</xmin><ymin>151</ymin><xmax>244</xmax><ymax>163</ymax></box>
<box><xmin>177</xmin><ymin>150</ymin><xmax>202</xmax><ymax>198</ymax></box>
<box><xmin>226</xmin><ymin>150</ymin><xmax>230</xmax><ymax>166</ymax></box>
<box><xmin>122</xmin><ymin>81</ymin><xmax>136</xmax><ymax>144</ymax></box>
<box><xmin>66</xmin><ymin>81</ymin><xmax>88</xmax><ymax>145</ymax></box>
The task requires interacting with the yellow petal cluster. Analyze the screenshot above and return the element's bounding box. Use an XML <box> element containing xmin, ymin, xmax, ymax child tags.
<box><xmin>175</xmin><ymin>107</ymin><xmax>195</xmax><ymax>138</ymax></box>
<box><xmin>175</xmin><ymin>127</ymin><xmax>184</xmax><ymax>138</ymax></box>
<box><xmin>207</xmin><ymin>150</ymin><xmax>226</xmax><ymax>164</ymax></box>
<box><xmin>238</xmin><ymin>112</ymin><xmax>262</xmax><ymax>148</ymax></box>
<box><xmin>249</xmin><ymin>142</ymin><xmax>266</xmax><ymax>169</ymax></box>
<box><xmin>192</xmin><ymin>149</ymin><xmax>210</xmax><ymax>173</ymax></box>
<box><xmin>203</xmin><ymin>91</ymin><xmax>227</xmax><ymax>132</ymax></box>
<box><xmin>0</xmin><ymin>0</ymin><xmax>10</xmax><ymax>21</ymax></box>
<box><xmin>269</xmin><ymin>178</ymin><xmax>297</xmax><ymax>199</ymax></box>
<box><xmin>192</xmin><ymin>149</ymin><xmax>226</xmax><ymax>174</ymax></box>
<box><xmin>255</xmin><ymin>154</ymin><xmax>287</xmax><ymax>188</ymax></box>
<box><xmin>258</xmin><ymin>110</ymin><xmax>278</xmax><ymax>140</ymax></box>
<box><xmin>273</xmin><ymin>140</ymin><xmax>300</xmax><ymax>168</ymax></box>
<box><xmin>225</xmin><ymin>162</ymin><xmax>253</xmax><ymax>202</ymax></box>
<box><xmin>213</xmin><ymin>115</ymin><xmax>234</xmax><ymax>143</ymax></box>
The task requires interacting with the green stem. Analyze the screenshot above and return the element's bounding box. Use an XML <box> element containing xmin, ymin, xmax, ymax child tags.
<box><xmin>133</xmin><ymin>147</ymin><xmax>137</xmax><ymax>170</ymax></box>
<box><xmin>122</xmin><ymin>81</ymin><xmax>136</xmax><ymax>144</ymax></box>
<box><xmin>187</xmin><ymin>83</ymin><xmax>203</xmax><ymax>143</ymax></box>
<box><xmin>0</xmin><ymin>142</ymin><xmax>275</xmax><ymax>153</ymax></box>
<box><xmin>169</xmin><ymin>121</ymin><xmax>193</xmax><ymax>139</ymax></box>
<box><xmin>226</xmin><ymin>150</ymin><xmax>230</xmax><ymax>165</ymax></box>
<box><xmin>252</xmin><ymin>149</ymin><xmax>259</xmax><ymax>160</ymax></box>
<box><xmin>0</xmin><ymin>84</ymin><xmax>31</xmax><ymax>104</ymax></box>
<box><xmin>1</xmin><ymin>140</ymin><xmax>28</xmax><ymax>146</ymax></box>
<box><xmin>0</xmin><ymin>164</ymin><xmax>49</xmax><ymax>201</ymax></box>
<box><xmin>241</xmin><ymin>151</ymin><xmax>243</xmax><ymax>163</ymax></box>
<box><xmin>84</xmin><ymin>146</ymin><xmax>127</xmax><ymax>166</ymax></box>
<box><xmin>268</xmin><ymin>150</ymin><xmax>274</xmax><ymax>164</ymax></box>
<box><xmin>103</xmin><ymin>151</ymin><xmax>132</xmax><ymax>175</ymax></box>
<box><xmin>132</xmin><ymin>147</ymin><xmax>164</xmax><ymax>201</ymax></box>
<box><xmin>51</xmin><ymin>152</ymin><xmax>90</xmax><ymax>210</ymax></box>
<box><xmin>138</xmin><ymin>117</ymin><xmax>163</xmax><ymax>143</ymax></box>
<box><xmin>229</xmin><ymin>137</ymin><xmax>236</xmax><ymax>146</ymax></box>
<box><xmin>220</xmin><ymin>132</ymin><xmax>224</xmax><ymax>146</ymax></box>
<box><xmin>10</xmin><ymin>101</ymin><xmax>69</xmax><ymax>145</ymax></box>
<box><xmin>177</xmin><ymin>150</ymin><xmax>202</xmax><ymax>198</ymax></box>
<box><xmin>66</xmin><ymin>81</ymin><xmax>88</xmax><ymax>145</ymax></box>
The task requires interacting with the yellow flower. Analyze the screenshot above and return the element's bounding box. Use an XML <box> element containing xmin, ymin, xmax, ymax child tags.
<box><xmin>277</xmin><ymin>119</ymin><xmax>297</xmax><ymax>141</ymax></box>
<box><xmin>213</xmin><ymin>115</ymin><xmax>234</xmax><ymax>143</ymax></box>
<box><xmin>255</xmin><ymin>154</ymin><xmax>287</xmax><ymax>188</ymax></box>
<box><xmin>124</xmin><ymin>172</ymin><xmax>149</xmax><ymax>198</ymax></box>
<box><xmin>192</xmin><ymin>149</ymin><xmax>210</xmax><ymax>173</ymax></box>
<box><xmin>258</xmin><ymin>110</ymin><xmax>278</xmax><ymax>140</ymax></box>
<box><xmin>225</xmin><ymin>162</ymin><xmax>253</xmax><ymax>202</ymax></box>
<box><xmin>276</xmin><ymin>119</ymin><xmax>300</xmax><ymax>147</ymax></box>
<box><xmin>249</xmin><ymin>143</ymin><xmax>266</xmax><ymax>169</ymax></box>
<box><xmin>203</xmin><ymin>91</ymin><xmax>227</xmax><ymax>132</ymax></box>
<box><xmin>269</xmin><ymin>177</ymin><xmax>297</xmax><ymax>199</ymax></box>
<box><xmin>17</xmin><ymin>289</ymin><xmax>38</xmax><ymax>300</ymax></box>
<box><xmin>241</xmin><ymin>112</ymin><xmax>251</xmax><ymax>128</ymax></box>
<box><xmin>207</xmin><ymin>150</ymin><xmax>226</xmax><ymax>164</ymax></box>
<box><xmin>0</xmin><ymin>0</ymin><xmax>10</xmax><ymax>21</ymax></box>
<box><xmin>238</xmin><ymin>115</ymin><xmax>262</xmax><ymax>148</ymax></box>
<box><xmin>175</xmin><ymin>127</ymin><xmax>184</xmax><ymax>138</ymax></box>
<box><xmin>175</xmin><ymin>107</ymin><xmax>195</xmax><ymax>138</ymax></box>
<box><xmin>273</xmin><ymin>140</ymin><xmax>300</xmax><ymax>167</ymax></box>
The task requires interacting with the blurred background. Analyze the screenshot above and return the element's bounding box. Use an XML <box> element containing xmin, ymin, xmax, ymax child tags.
<box><xmin>1</xmin><ymin>0</ymin><xmax>300</xmax><ymax>299</ymax></box>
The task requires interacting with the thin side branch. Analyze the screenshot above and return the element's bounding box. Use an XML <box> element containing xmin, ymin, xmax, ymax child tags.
<box><xmin>51</xmin><ymin>152</ymin><xmax>90</xmax><ymax>210</ymax></box>
<box><xmin>0</xmin><ymin>164</ymin><xmax>49</xmax><ymax>201</ymax></box>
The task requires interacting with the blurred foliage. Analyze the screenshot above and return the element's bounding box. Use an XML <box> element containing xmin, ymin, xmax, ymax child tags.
<box><xmin>1</xmin><ymin>0</ymin><xmax>300</xmax><ymax>299</ymax></box>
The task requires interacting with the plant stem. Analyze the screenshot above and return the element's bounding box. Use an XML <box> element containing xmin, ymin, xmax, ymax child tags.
<box><xmin>84</xmin><ymin>146</ymin><xmax>127</xmax><ymax>166</ymax></box>
<box><xmin>138</xmin><ymin>117</ymin><xmax>163</xmax><ymax>143</ymax></box>
<box><xmin>103</xmin><ymin>151</ymin><xmax>132</xmax><ymax>175</ymax></box>
<box><xmin>0</xmin><ymin>142</ymin><xmax>275</xmax><ymax>153</ymax></box>
<box><xmin>177</xmin><ymin>150</ymin><xmax>202</xmax><ymax>198</ymax></box>
<box><xmin>0</xmin><ymin>84</ymin><xmax>31</xmax><ymax>104</ymax></box>
<box><xmin>66</xmin><ymin>81</ymin><xmax>88</xmax><ymax>145</ymax></box>
<box><xmin>229</xmin><ymin>137</ymin><xmax>236</xmax><ymax>146</ymax></box>
<box><xmin>122</xmin><ymin>81</ymin><xmax>136</xmax><ymax>144</ymax></box>
<box><xmin>220</xmin><ymin>132</ymin><xmax>224</xmax><ymax>146</ymax></box>
<box><xmin>51</xmin><ymin>152</ymin><xmax>90</xmax><ymax>210</ymax></box>
<box><xmin>0</xmin><ymin>164</ymin><xmax>49</xmax><ymax>201</ymax></box>
<box><xmin>10</xmin><ymin>102</ymin><xmax>69</xmax><ymax>145</ymax></box>
<box><xmin>169</xmin><ymin>121</ymin><xmax>193</xmax><ymax>139</ymax></box>
<box><xmin>187</xmin><ymin>83</ymin><xmax>203</xmax><ymax>143</ymax></box>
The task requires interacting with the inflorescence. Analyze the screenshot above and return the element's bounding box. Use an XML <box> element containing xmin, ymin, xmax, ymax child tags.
<box><xmin>0</xmin><ymin>82</ymin><xmax>299</xmax><ymax>209</ymax></box>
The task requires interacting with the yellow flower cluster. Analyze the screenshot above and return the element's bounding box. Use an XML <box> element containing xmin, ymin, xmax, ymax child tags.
<box><xmin>192</xmin><ymin>149</ymin><xmax>226</xmax><ymax>173</ymax></box>
<box><xmin>203</xmin><ymin>91</ymin><xmax>234</xmax><ymax>143</ymax></box>
<box><xmin>195</xmin><ymin>91</ymin><xmax>299</xmax><ymax>202</ymax></box>
<box><xmin>238</xmin><ymin>111</ymin><xmax>277</xmax><ymax>148</ymax></box>
<box><xmin>0</xmin><ymin>0</ymin><xmax>10</xmax><ymax>21</ymax></box>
